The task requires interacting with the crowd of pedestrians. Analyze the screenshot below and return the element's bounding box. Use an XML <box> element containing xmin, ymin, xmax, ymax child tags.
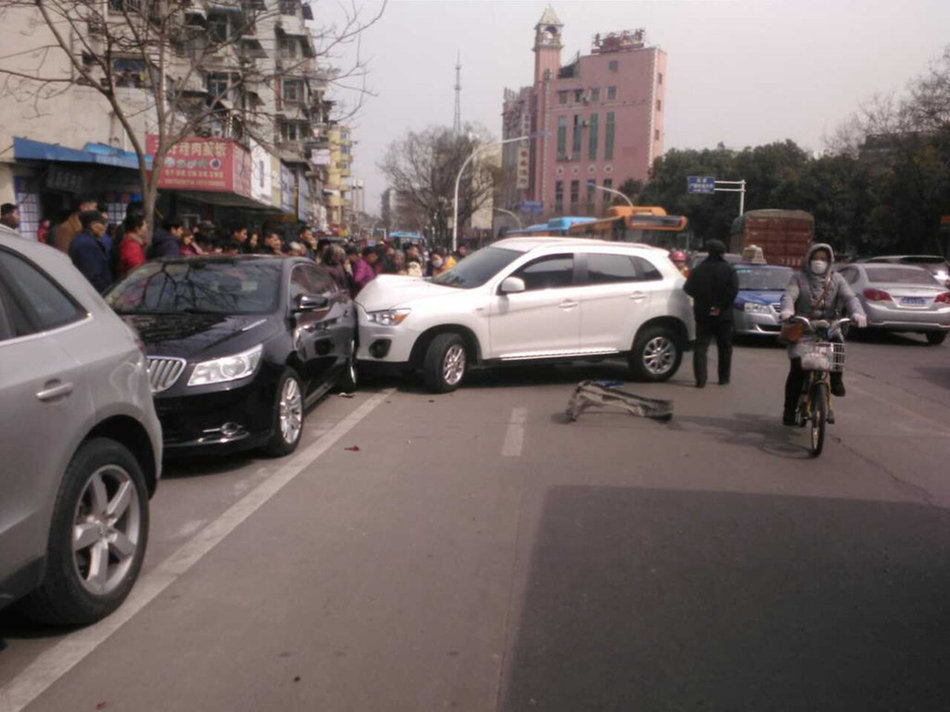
<box><xmin>13</xmin><ymin>196</ymin><xmax>466</xmax><ymax>300</ymax></box>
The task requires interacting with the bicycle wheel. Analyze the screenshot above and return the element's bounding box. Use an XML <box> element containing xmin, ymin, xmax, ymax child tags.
<box><xmin>809</xmin><ymin>381</ymin><xmax>828</xmax><ymax>457</ymax></box>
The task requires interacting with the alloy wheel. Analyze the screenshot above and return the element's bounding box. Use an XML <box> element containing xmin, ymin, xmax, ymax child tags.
<box><xmin>642</xmin><ymin>336</ymin><xmax>675</xmax><ymax>376</ymax></box>
<box><xmin>279</xmin><ymin>376</ymin><xmax>303</xmax><ymax>444</ymax></box>
<box><xmin>442</xmin><ymin>344</ymin><xmax>466</xmax><ymax>385</ymax></box>
<box><xmin>71</xmin><ymin>465</ymin><xmax>142</xmax><ymax>596</ymax></box>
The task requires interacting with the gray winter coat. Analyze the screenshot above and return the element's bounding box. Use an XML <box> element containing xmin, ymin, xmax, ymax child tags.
<box><xmin>780</xmin><ymin>243</ymin><xmax>864</xmax><ymax>358</ymax></box>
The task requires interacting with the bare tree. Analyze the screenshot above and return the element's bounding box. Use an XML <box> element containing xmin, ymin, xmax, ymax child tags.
<box><xmin>378</xmin><ymin>123</ymin><xmax>499</xmax><ymax>245</ymax></box>
<box><xmin>0</xmin><ymin>0</ymin><xmax>385</xmax><ymax>228</ymax></box>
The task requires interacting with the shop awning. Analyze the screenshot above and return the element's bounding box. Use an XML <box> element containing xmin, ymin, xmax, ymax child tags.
<box><xmin>13</xmin><ymin>137</ymin><xmax>149</xmax><ymax>170</ymax></box>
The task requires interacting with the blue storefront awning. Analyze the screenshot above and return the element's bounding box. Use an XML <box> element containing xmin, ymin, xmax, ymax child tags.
<box><xmin>13</xmin><ymin>137</ymin><xmax>150</xmax><ymax>170</ymax></box>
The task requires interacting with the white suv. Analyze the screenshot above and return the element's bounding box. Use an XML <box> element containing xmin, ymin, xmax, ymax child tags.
<box><xmin>356</xmin><ymin>237</ymin><xmax>695</xmax><ymax>392</ymax></box>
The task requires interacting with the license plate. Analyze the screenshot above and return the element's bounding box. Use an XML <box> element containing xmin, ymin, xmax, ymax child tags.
<box><xmin>900</xmin><ymin>297</ymin><xmax>926</xmax><ymax>306</ymax></box>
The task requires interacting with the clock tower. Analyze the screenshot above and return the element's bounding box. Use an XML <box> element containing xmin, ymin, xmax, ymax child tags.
<box><xmin>533</xmin><ymin>5</ymin><xmax>563</xmax><ymax>84</ymax></box>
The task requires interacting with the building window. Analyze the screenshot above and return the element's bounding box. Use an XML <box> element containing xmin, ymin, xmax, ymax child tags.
<box><xmin>109</xmin><ymin>0</ymin><xmax>141</xmax><ymax>12</ymax></box>
<box><xmin>113</xmin><ymin>58</ymin><xmax>148</xmax><ymax>88</ymax></box>
<box><xmin>603</xmin><ymin>178</ymin><xmax>613</xmax><ymax>191</ymax></box>
<box><xmin>555</xmin><ymin>181</ymin><xmax>564</xmax><ymax>213</ymax></box>
<box><xmin>280</xmin><ymin>121</ymin><xmax>303</xmax><ymax>142</ymax></box>
<box><xmin>609</xmin><ymin>60</ymin><xmax>618</xmax><ymax>72</ymax></box>
<box><xmin>572</xmin><ymin>115</ymin><xmax>582</xmax><ymax>155</ymax></box>
<box><xmin>207</xmin><ymin>72</ymin><xmax>231</xmax><ymax>100</ymax></box>
<box><xmin>558</xmin><ymin>91</ymin><xmax>568</xmax><ymax>105</ymax></box>
<box><xmin>605</xmin><ymin>112</ymin><xmax>615</xmax><ymax>160</ymax></box>
<box><xmin>283</xmin><ymin>79</ymin><xmax>304</xmax><ymax>103</ymax></box>
<box><xmin>655</xmin><ymin>129</ymin><xmax>661</xmax><ymax>141</ymax></box>
<box><xmin>208</xmin><ymin>14</ymin><xmax>229</xmax><ymax>42</ymax></box>
<box><xmin>574</xmin><ymin>89</ymin><xmax>583</xmax><ymax>103</ymax></box>
<box><xmin>658</xmin><ymin>72</ymin><xmax>663</xmax><ymax>85</ymax></box>
<box><xmin>656</xmin><ymin>99</ymin><xmax>662</xmax><ymax>112</ymax></box>
<box><xmin>569</xmin><ymin>180</ymin><xmax>579</xmax><ymax>213</ymax></box>
<box><xmin>588</xmin><ymin>113</ymin><xmax>598</xmax><ymax>160</ymax></box>
<box><xmin>585</xmin><ymin>180</ymin><xmax>596</xmax><ymax>214</ymax></box>
<box><xmin>557</xmin><ymin>116</ymin><xmax>567</xmax><ymax>156</ymax></box>
<box><xmin>279</xmin><ymin>37</ymin><xmax>298</xmax><ymax>59</ymax></box>
<box><xmin>279</xmin><ymin>0</ymin><xmax>297</xmax><ymax>14</ymax></box>
<box><xmin>589</xmin><ymin>87</ymin><xmax>600</xmax><ymax>103</ymax></box>
<box><xmin>606</xmin><ymin>86</ymin><xmax>617</xmax><ymax>101</ymax></box>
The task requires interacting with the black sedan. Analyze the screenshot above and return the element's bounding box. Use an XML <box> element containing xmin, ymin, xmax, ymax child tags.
<box><xmin>106</xmin><ymin>256</ymin><xmax>357</xmax><ymax>457</ymax></box>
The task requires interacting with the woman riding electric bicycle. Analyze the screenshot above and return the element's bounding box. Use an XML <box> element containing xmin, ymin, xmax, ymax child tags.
<box><xmin>779</xmin><ymin>244</ymin><xmax>867</xmax><ymax>426</ymax></box>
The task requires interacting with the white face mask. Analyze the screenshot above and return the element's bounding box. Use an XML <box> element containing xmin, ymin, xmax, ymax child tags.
<box><xmin>431</xmin><ymin>258</ymin><xmax>443</xmax><ymax>268</ymax></box>
<box><xmin>811</xmin><ymin>260</ymin><xmax>828</xmax><ymax>275</ymax></box>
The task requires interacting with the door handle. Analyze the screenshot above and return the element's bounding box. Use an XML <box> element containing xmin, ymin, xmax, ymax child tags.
<box><xmin>559</xmin><ymin>300</ymin><xmax>579</xmax><ymax>310</ymax></box>
<box><xmin>628</xmin><ymin>292</ymin><xmax>646</xmax><ymax>301</ymax></box>
<box><xmin>36</xmin><ymin>381</ymin><xmax>73</xmax><ymax>401</ymax></box>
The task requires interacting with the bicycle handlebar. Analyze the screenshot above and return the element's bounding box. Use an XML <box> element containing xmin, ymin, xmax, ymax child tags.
<box><xmin>789</xmin><ymin>315</ymin><xmax>851</xmax><ymax>332</ymax></box>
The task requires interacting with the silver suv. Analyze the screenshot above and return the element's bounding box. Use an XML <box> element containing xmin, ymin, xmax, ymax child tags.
<box><xmin>0</xmin><ymin>235</ymin><xmax>162</xmax><ymax>624</ymax></box>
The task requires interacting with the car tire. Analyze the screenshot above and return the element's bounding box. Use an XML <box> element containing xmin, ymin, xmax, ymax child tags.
<box><xmin>423</xmin><ymin>333</ymin><xmax>467</xmax><ymax>393</ymax></box>
<box><xmin>628</xmin><ymin>325</ymin><xmax>682</xmax><ymax>382</ymax></box>
<box><xmin>22</xmin><ymin>437</ymin><xmax>149</xmax><ymax>625</ymax></box>
<box><xmin>264</xmin><ymin>368</ymin><xmax>304</xmax><ymax>457</ymax></box>
<box><xmin>925</xmin><ymin>332</ymin><xmax>947</xmax><ymax>345</ymax></box>
<box><xmin>337</xmin><ymin>337</ymin><xmax>359</xmax><ymax>392</ymax></box>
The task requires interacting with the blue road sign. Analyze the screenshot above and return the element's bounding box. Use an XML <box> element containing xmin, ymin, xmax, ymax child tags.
<box><xmin>521</xmin><ymin>200</ymin><xmax>544</xmax><ymax>213</ymax></box>
<box><xmin>687</xmin><ymin>176</ymin><xmax>716</xmax><ymax>195</ymax></box>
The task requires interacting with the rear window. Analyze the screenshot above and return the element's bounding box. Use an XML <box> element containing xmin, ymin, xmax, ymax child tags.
<box><xmin>864</xmin><ymin>266</ymin><xmax>941</xmax><ymax>285</ymax></box>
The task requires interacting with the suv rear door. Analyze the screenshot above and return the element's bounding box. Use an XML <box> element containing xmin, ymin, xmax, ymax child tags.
<box><xmin>577</xmin><ymin>250</ymin><xmax>667</xmax><ymax>352</ymax></box>
<box><xmin>0</xmin><ymin>247</ymin><xmax>90</xmax><ymax>580</ymax></box>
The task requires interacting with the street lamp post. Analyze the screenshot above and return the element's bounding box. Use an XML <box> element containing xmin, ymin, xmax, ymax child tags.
<box><xmin>591</xmin><ymin>183</ymin><xmax>634</xmax><ymax>208</ymax></box>
<box><xmin>453</xmin><ymin>134</ymin><xmax>530</xmax><ymax>252</ymax></box>
<box><xmin>493</xmin><ymin>208</ymin><xmax>523</xmax><ymax>229</ymax></box>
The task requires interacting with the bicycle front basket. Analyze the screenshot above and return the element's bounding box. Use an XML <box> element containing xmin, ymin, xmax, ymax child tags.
<box><xmin>800</xmin><ymin>342</ymin><xmax>841</xmax><ymax>371</ymax></box>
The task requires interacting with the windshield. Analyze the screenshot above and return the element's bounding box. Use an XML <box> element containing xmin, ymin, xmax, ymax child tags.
<box><xmin>865</xmin><ymin>266</ymin><xmax>943</xmax><ymax>285</ymax></box>
<box><xmin>431</xmin><ymin>246</ymin><xmax>523</xmax><ymax>289</ymax></box>
<box><xmin>736</xmin><ymin>267</ymin><xmax>793</xmax><ymax>291</ymax></box>
<box><xmin>106</xmin><ymin>259</ymin><xmax>282</xmax><ymax>314</ymax></box>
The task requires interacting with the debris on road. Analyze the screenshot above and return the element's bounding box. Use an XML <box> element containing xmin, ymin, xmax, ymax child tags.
<box><xmin>338</xmin><ymin>392</ymin><xmax>355</xmax><ymax>398</ymax></box>
<box><xmin>344</xmin><ymin>445</ymin><xmax>361</xmax><ymax>452</ymax></box>
<box><xmin>566</xmin><ymin>380</ymin><xmax>673</xmax><ymax>422</ymax></box>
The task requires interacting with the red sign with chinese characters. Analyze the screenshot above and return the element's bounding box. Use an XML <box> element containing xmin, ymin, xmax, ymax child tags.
<box><xmin>146</xmin><ymin>136</ymin><xmax>252</xmax><ymax>199</ymax></box>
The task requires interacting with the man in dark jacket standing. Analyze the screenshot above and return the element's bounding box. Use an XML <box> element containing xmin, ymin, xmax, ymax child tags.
<box><xmin>68</xmin><ymin>211</ymin><xmax>113</xmax><ymax>293</ymax></box>
<box><xmin>683</xmin><ymin>239</ymin><xmax>738</xmax><ymax>387</ymax></box>
<box><xmin>148</xmin><ymin>218</ymin><xmax>183</xmax><ymax>259</ymax></box>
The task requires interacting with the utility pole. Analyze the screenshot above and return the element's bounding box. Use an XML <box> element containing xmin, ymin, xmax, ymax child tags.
<box><xmin>453</xmin><ymin>52</ymin><xmax>462</xmax><ymax>136</ymax></box>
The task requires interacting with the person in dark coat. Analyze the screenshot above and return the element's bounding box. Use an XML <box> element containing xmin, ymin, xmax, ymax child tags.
<box><xmin>68</xmin><ymin>211</ymin><xmax>113</xmax><ymax>293</ymax></box>
<box><xmin>148</xmin><ymin>218</ymin><xmax>183</xmax><ymax>259</ymax></box>
<box><xmin>683</xmin><ymin>239</ymin><xmax>739</xmax><ymax>388</ymax></box>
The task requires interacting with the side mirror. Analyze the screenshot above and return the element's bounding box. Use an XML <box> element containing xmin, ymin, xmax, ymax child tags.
<box><xmin>500</xmin><ymin>276</ymin><xmax>526</xmax><ymax>294</ymax></box>
<box><xmin>295</xmin><ymin>293</ymin><xmax>330</xmax><ymax>312</ymax></box>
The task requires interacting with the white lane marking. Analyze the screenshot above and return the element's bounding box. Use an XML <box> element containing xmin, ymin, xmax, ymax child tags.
<box><xmin>0</xmin><ymin>389</ymin><xmax>394</xmax><ymax>712</ymax></box>
<box><xmin>501</xmin><ymin>407</ymin><xmax>527</xmax><ymax>457</ymax></box>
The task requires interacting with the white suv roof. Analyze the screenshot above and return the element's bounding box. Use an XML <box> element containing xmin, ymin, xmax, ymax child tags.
<box><xmin>492</xmin><ymin>236</ymin><xmax>662</xmax><ymax>253</ymax></box>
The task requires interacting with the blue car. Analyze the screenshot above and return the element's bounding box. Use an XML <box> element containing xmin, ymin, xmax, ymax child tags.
<box><xmin>733</xmin><ymin>264</ymin><xmax>794</xmax><ymax>336</ymax></box>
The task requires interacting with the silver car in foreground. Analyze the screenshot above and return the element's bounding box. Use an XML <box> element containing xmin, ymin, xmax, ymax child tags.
<box><xmin>837</xmin><ymin>262</ymin><xmax>950</xmax><ymax>345</ymax></box>
<box><xmin>0</xmin><ymin>234</ymin><xmax>162</xmax><ymax>624</ymax></box>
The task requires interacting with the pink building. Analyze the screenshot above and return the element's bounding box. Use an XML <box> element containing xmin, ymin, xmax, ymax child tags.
<box><xmin>501</xmin><ymin>7</ymin><xmax>666</xmax><ymax>221</ymax></box>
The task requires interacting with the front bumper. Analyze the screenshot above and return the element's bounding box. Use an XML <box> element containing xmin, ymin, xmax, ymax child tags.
<box><xmin>154</xmin><ymin>369</ymin><xmax>279</xmax><ymax>456</ymax></box>
<box><xmin>733</xmin><ymin>309</ymin><xmax>782</xmax><ymax>336</ymax></box>
<box><xmin>356</xmin><ymin>307</ymin><xmax>420</xmax><ymax>364</ymax></box>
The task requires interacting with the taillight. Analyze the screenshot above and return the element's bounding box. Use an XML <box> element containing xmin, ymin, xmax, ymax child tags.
<box><xmin>936</xmin><ymin>292</ymin><xmax>950</xmax><ymax>304</ymax></box>
<box><xmin>863</xmin><ymin>288</ymin><xmax>892</xmax><ymax>301</ymax></box>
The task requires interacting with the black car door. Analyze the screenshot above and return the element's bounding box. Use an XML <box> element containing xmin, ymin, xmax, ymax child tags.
<box><xmin>289</xmin><ymin>263</ymin><xmax>351</xmax><ymax>394</ymax></box>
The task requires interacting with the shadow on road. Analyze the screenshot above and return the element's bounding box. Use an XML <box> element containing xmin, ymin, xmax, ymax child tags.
<box><xmin>916</xmin><ymin>366</ymin><xmax>950</xmax><ymax>391</ymax></box>
<box><xmin>501</xmin><ymin>486</ymin><xmax>950</xmax><ymax>711</ymax></box>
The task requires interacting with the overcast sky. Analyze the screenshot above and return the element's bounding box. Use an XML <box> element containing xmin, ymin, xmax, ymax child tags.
<box><xmin>322</xmin><ymin>0</ymin><xmax>950</xmax><ymax>214</ymax></box>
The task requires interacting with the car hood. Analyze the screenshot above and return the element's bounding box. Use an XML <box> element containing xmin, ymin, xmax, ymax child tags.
<box><xmin>356</xmin><ymin>275</ymin><xmax>463</xmax><ymax>310</ymax></box>
<box><xmin>120</xmin><ymin>312</ymin><xmax>277</xmax><ymax>359</ymax></box>
<box><xmin>735</xmin><ymin>289</ymin><xmax>784</xmax><ymax>307</ymax></box>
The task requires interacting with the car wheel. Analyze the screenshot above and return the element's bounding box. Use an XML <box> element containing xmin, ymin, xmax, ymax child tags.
<box><xmin>265</xmin><ymin>368</ymin><xmax>304</xmax><ymax>457</ymax></box>
<box><xmin>423</xmin><ymin>333</ymin><xmax>467</xmax><ymax>393</ymax></box>
<box><xmin>925</xmin><ymin>332</ymin><xmax>947</xmax><ymax>345</ymax></box>
<box><xmin>338</xmin><ymin>337</ymin><xmax>359</xmax><ymax>392</ymax></box>
<box><xmin>629</xmin><ymin>325</ymin><xmax>682</xmax><ymax>382</ymax></box>
<box><xmin>22</xmin><ymin>437</ymin><xmax>149</xmax><ymax>625</ymax></box>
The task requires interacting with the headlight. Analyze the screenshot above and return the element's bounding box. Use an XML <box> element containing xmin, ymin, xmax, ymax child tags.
<box><xmin>188</xmin><ymin>344</ymin><xmax>263</xmax><ymax>386</ymax></box>
<box><xmin>743</xmin><ymin>302</ymin><xmax>771</xmax><ymax>314</ymax></box>
<box><xmin>366</xmin><ymin>308</ymin><xmax>411</xmax><ymax>326</ymax></box>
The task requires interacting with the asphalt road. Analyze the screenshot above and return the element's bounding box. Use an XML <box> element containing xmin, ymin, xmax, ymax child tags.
<box><xmin>2</xmin><ymin>333</ymin><xmax>949</xmax><ymax>711</ymax></box>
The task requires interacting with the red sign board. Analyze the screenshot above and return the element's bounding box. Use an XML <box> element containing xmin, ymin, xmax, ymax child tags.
<box><xmin>146</xmin><ymin>136</ymin><xmax>252</xmax><ymax>198</ymax></box>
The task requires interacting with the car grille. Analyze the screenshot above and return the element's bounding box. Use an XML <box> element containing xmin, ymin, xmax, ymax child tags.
<box><xmin>147</xmin><ymin>357</ymin><xmax>186</xmax><ymax>393</ymax></box>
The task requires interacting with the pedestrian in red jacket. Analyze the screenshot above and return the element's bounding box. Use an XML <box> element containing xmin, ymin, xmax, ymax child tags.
<box><xmin>117</xmin><ymin>214</ymin><xmax>148</xmax><ymax>279</ymax></box>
